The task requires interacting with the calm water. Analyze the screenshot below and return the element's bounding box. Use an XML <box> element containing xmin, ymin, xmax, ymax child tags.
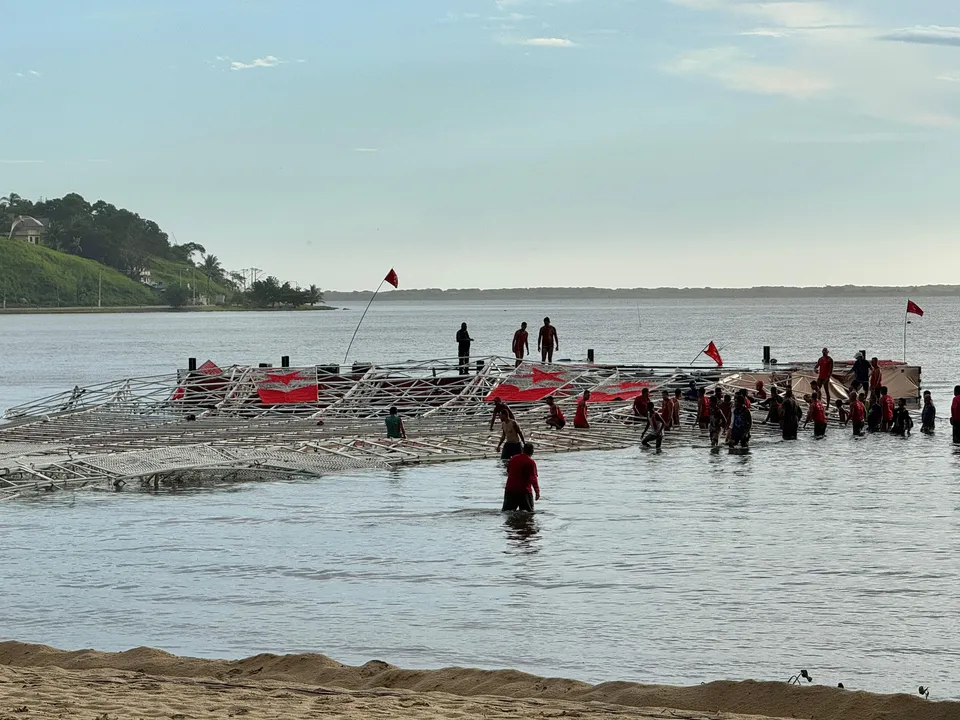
<box><xmin>1</xmin><ymin>298</ymin><xmax>960</xmax><ymax>698</ymax></box>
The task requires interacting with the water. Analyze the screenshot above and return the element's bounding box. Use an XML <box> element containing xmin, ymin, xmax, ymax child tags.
<box><xmin>1</xmin><ymin>298</ymin><xmax>959</xmax><ymax>698</ymax></box>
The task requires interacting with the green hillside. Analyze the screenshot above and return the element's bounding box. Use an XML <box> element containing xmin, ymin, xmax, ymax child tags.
<box><xmin>0</xmin><ymin>239</ymin><xmax>157</xmax><ymax>307</ymax></box>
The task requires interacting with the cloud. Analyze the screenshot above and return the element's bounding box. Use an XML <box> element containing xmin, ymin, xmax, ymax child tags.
<box><xmin>0</xmin><ymin>159</ymin><xmax>44</xmax><ymax>164</ymax></box>
<box><xmin>230</xmin><ymin>55</ymin><xmax>283</xmax><ymax>70</ymax></box>
<box><xmin>518</xmin><ymin>37</ymin><xmax>576</xmax><ymax>47</ymax></box>
<box><xmin>353</xmin><ymin>148</ymin><xmax>379</xmax><ymax>153</ymax></box>
<box><xmin>880</xmin><ymin>26</ymin><xmax>960</xmax><ymax>48</ymax></box>
<box><xmin>740</xmin><ymin>29</ymin><xmax>790</xmax><ymax>38</ymax></box>
<box><xmin>666</xmin><ymin>47</ymin><xmax>829</xmax><ymax>98</ymax></box>
<box><xmin>670</xmin><ymin>0</ymin><xmax>854</xmax><ymax>30</ymax></box>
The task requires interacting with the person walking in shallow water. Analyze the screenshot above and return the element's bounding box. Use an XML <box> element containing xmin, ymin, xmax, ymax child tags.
<box><xmin>502</xmin><ymin>442</ymin><xmax>539</xmax><ymax>512</ymax></box>
<box><xmin>804</xmin><ymin>390</ymin><xmax>828</xmax><ymax>438</ymax></box>
<box><xmin>538</xmin><ymin>317</ymin><xmax>559</xmax><ymax>363</ymax></box>
<box><xmin>780</xmin><ymin>388</ymin><xmax>800</xmax><ymax>440</ymax></box>
<box><xmin>921</xmin><ymin>391</ymin><xmax>936</xmax><ymax>435</ymax></box>
<box><xmin>952</xmin><ymin>386</ymin><xmax>960</xmax><ymax>443</ymax></box>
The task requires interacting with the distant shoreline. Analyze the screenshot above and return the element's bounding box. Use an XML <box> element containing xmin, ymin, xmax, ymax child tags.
<box><xmin>0</xmin><ymin>305</ymin><xmax>339</xmax><ymax>316</ymax></box>
<box><xmin>325</xmin><ymin>285</ymin><xmax>960</xmax><ymax>301</ymax></box>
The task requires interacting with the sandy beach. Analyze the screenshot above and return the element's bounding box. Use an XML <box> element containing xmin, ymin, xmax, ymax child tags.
<box><xmin>0</xmin><ymin>642</ymin><xmax>956</xmax><ymax>720</ymax></box>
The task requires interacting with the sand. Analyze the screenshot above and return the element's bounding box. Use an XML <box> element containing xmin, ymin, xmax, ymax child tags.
<box><xmin>0</xmin><ymin>641</ymin><xmax>956</xmax><ymax>720</ymax></box>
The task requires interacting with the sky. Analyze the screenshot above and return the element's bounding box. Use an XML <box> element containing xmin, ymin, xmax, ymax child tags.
<box><xmin>2</xmin><ymin>0</ymin><xmax>960</xmax><ymax>290</ymax></box>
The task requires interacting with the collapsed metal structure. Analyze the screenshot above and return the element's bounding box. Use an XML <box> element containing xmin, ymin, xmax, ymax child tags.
<box><xmin>0</xmin><ymin>357</ymin><xmax>920</xmax><ymax>500</ymax></box>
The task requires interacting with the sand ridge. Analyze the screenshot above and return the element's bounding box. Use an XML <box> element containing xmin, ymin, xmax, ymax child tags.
<box><xmin>1</xmin><ymin>641</ymin><xmax>957</xmax><ymax>720</ymax></box>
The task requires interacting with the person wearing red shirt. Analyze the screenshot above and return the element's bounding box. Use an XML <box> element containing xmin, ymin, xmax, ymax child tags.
<box><xmin>880</xmin><ymin>386</ymin><xmax>894</xmax><ymax>432</ymax></box>
<box><xmin>951</xmin><ymin>385</ymin><xmax>960</xmax><ymax>444</ymax></box>
<box><xmin>696</xmin><ymin>388</ymin><xmax>710</xmax><ymax>430</ymax></box>
<box><xmin>815</xmin><ymin>348</ymin><xmax>834</xmax><ymax>405</ymax></box>
<box><xmin>850</xmin><ymin>392</ymin><xmax>866</xmax><ymax>436</ymax></box>
<box><xmin>502</xmin><ymin>443</ymin><xmax>540</xmax><ymax>512</ymax></box>
<box><xmin>660</xmin><ymin>390</ymin><xmax>673</xmax><ymax>430</ymax></box>
<box><xmin>672</xmin><ymin>388</ymin><xmax>682</xmax><ymax>428</ymax></box>
<box><xmin>804</xmin><ymin>391</ymin><xmax>828</xmax><ymax>438</ymax></box>
<box><xmin>512</xmin><ymin>322</ymin><xmax>529</xmax><ymax>368</ymax></box>
<box><xmin>574</xmin><ymin>390</ymin><xmax>590</xmax><ymax>429</ymax></box>
<box><xmin>545</xmin><ymin>396</ymin><xmax>565</xmax><ymax>429</ymax></box>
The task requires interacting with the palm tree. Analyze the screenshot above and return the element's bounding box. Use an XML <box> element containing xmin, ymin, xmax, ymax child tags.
<box><xmin>0</xmin><ymin>193</ymin><xmax>21</xmax><ymax>209</ymax></box>
<box><xmin>307</xmin><ymin>284</ymin><xmax>322</xmax><ymax>305</ymax></box>
<box><xmin>202</xmin><ymin>254</ymin><xmax>223</xmax><ymax>282</ymax></box>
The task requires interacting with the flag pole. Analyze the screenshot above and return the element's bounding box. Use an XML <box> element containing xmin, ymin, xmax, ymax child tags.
<box><xmin>343</xmin><ymin>279</ymin><xmax>385</xmax><ymax>365</ymax></box>
<box><xmin>690</xmin><ymin>345</ymin><xmax>707</xmax><ymax>366</ymax></box>
<box><xmin>903</xmin><ymin>301</ymin><xmax>908</xmax><ymax>364</ymax></box>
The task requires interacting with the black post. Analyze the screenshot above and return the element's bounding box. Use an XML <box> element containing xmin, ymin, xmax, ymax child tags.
<box><xmin>188</xmin><ymin>357</ymin><xmax>197</xmax><ymax>372</ymax></box>
<box><xmin>587</xmin><ymin>349</ymin><xmax>595</xmax><ymax>363</ymax></box>
<box><xmin>763</xmin><ymin>346</ymin><xmax>771</xmax><ymax>365</ymax></box>
<box><xmin>281</xmin><ymin>355</ymin><xmax>290</xmax><ymax>368</ymax></box>
<box><xmin>476</xmin><ymin>359</ymin><xmax>484</xmax><ymax>375</ymax></box>
<box><xmin>258</xmin><ymin>362</ymin><xmax>271</xmax><ymax>368</ymax></box>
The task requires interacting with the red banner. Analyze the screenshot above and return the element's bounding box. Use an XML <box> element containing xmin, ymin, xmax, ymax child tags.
<box><xmin>485</xmin><ymin>365</ymin><xmax>572</xmax><ymax>402</ymax></box>
<box><xmin>256</xmin><ymin>369</ymin><xmax>319</xmax><ymax>404</ymax></box>
<box><xmin>588</xmin><ymin>379</ymin><xmax>654</xmax><ymax>403</ymax></box>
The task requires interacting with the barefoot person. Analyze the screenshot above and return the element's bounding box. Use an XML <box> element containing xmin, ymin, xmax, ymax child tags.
<box><xmin>574</xmin><ymin>390</ymin><xmax>590</xmax><ymax>429</ymax></box>
<box><xmin>512</xmin><ymin>322</ymin><xmax>529</xmax><ymax>367</ymax></box>
<box><xmin>496</xmin><ymin>409</ymin><xmax>525</xmax><ymax>460</ymax></box>
<box><xmin>489</xmin><ymin>397</ymin><xmax>513</xmax><ymax>431</ymax></box>
<box><xmin>456</xmin><ymin>322</ymin><xmax>473</xmax><ymax>376</ymax></box>
<box><xmin>850</xmin><ymin>392</ymin><xmax>866</xmax><ymax>436</ymax></box>
<box><xmin>815</xmin><ymin>348</ymin><xmax>834</xmax><ymax>405</ymax></box>
<box><xmin>502</xmin><ymin>442</ymin><xmax>539</xmax><ymax>512</ymax></box>
<box><xmin>538</xmin><ymin>317</ymin><xmax>559</xmax><ymax>363</ymax></box>
<box><xmin>385</xmin><ymin>406</ymin><xmax>406</xmax><ymax>439</ymax></box>
<box><xmin>545</xmin><ymin>396</ymin><xmax>565</xmax><ymax>429</ymax></box>
<box><xmin>641</xmin><ymin>401</ymin><xmax>665</xmax><ymax>450</ymax></box>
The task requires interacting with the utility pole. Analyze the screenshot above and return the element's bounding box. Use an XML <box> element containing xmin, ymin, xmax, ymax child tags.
<box><xmin>98</xmin><ymin>272</ymin><xmax>102</xmax><ymax>308</ymax></box>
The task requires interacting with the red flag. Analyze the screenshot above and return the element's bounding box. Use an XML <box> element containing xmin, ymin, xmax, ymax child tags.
<box><xmin>256</xmin><ymin>369</ymin><xmax>319</xmax><ymax>405</ymax></box>
<box><xmin>384</xmin><ymin>268</ymin><xmax>399</xmax><ymax>288</ymax></box>
<box><xmin>704</xmin><ymin>341</ymin><xmax>723</xmax><ymax>367</ymax></box>
<box><xmin>906</xmin><ymin>300</ymin><xmax>924</xmax><ymax>317</ymax></box>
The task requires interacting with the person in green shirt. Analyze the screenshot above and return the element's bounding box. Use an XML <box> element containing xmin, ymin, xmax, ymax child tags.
<box><xmin>385</xmin><ymin>406</ymin><xmax>406</xmax><ymax>439</ymax></box>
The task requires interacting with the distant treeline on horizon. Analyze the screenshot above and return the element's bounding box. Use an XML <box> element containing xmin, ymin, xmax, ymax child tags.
<box><xmin>324</xmin><ymin>285</ymin><xmax>960</xmax><ymax>301</ymax></box>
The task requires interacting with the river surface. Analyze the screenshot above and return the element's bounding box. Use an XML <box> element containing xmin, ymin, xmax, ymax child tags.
<box><xmin>1</xmin><ymin>298</ymin><xmax>959</xmax><ymax>699</ymax></box>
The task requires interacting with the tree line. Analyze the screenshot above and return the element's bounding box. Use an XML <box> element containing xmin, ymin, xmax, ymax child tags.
<box><xmin>1</xmin><ymin>192</ymin><xmax>322</xmax><ymax>307</ymax></box>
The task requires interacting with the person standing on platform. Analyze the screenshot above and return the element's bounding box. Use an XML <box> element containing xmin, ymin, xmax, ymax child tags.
<box><xmin>781</xmin><ymin>388</ymin><xmax>800</xmax><ymax>440</ymax></box>
<box><xmin>538</xmin><ymin>317</ymin><xmax>559</xmax><ymax>363</ymax></box>
<box><xmin>815</xmin><ymin>348</ymin><xmax>834</xmax><ymax>406</ymax></box>
<box><xmin>852</xmin><ymin>352</ymin><xmax>871</xmax><ymax>394</ymax></box>
<box><xmin>921</xmin><ymin>391</ymin><xmax>936</xmax><ymax>434</ymax></box>
<box><xmin>870</xmin><ymin>357</ymin><xmax>883</xmax><ymax>395</ymax></box>
<box><xmin>385</xmin><ymin>406</ymin><xmax>407</xmax><ymax>440</ymax></box>
<box><xmin>850</xmin><ymin>392</ymin><xmax>866</xmax><ymax>436</ymax></box>
<box><xmin>574</xmin><ymin>390</ymin><xmax>590</xmax><ymax>429</ymax></box>
<box><xmin>502</xmin><ymin>443</ymin><xmax>539</xmax><ymax>512</ymax></box>
<box><xmin>456</xmin><ymin>322</ymin><xmax>473</xmax><ymax>376</ymax></box>
<box><xmin>496</xmin><ymin>409</ymin><xmax>525</xmax><ymax>460</ymax></box>
<box><xmin>512</xmin><ymin>322</ymin><xmax>529</xmax><ymax>367</ymax></box>
<box><xmin>951</xmin><ymin>386</ymin><xmax>960</xmax><ymax>443</ymax></box>
<box><xmin>804</xmin><ymin>390</ymin><xmax>828</xmax><ymax>438</ymax></box>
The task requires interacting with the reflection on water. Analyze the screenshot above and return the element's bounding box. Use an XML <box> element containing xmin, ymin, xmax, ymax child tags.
<box><xmin>3</xmin><ymin>298</ymin><xmax>960</xmax><ymax>698</ymax></box>
<box><xmin>503</xmin><ymin>512</ymin><xmax>541</xmax><ymax>555</ymax></box>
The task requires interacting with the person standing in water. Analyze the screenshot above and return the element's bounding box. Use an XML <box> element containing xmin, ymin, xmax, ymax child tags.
<box><xmin>804</xmin><ymin>390</ymin><xmax>828</xmax><ymax>438</ymax></box>
<box><xmin>952</xmin><ymin>386</ymin><xmax>960</xmax><ymax>443</ymax></box>
<box><xmin>672</xmin><ymin>388</ymin><xmax>682</xmax><ymax>428</ymax></box>
<box><xmin>538</xmin><ymin>317</ymin><xmax>559</xmax><ymax>363</ymax></box>
<box><xmin>880</xmin><ymin>386</ymin><xmax>894</xmax><ymax>432</ymax></box>
<box><xmin>781</xmin><ymin>388</ymin><xmax>800</xmax><ymax>440</ymax></box>
<box><xmin>502</xmin><ymin>442</ymin><xmax>539</xmax><ymax>512</ymax></box>
<box><xmin>728</xmin><ymin>394</ymin><xmax>753</xmax><ymax>449</ymax></box>
<box><xmin>696</xmin><ymin>387</ymin><xmax>710</xmax><ymax>430</ymax></box>
<box><xmin>867</xmin><ymin>389</ymin><xmax>883</xmax><ymax>432</ymax></box>
<box><xmin>641</xmin><ymin>401</ymin><xmax>665</xmax><ymax>450</ymax></box>
<box><xmin>891</xmin><ymin>398</ymin><xmax>914</xmax><ymax>437</ymax></box>
<box><xmin>385</xmin><ymin>406</ymin><xmax>406</xmax><ymax>439</ymax></box>
<box><xmin>496</xmin><ymin>409</ymin><xmax>525</xmax><ymax>460</ymax></box>
<box><xmin>456</xmin><ymin>322</ymin><xmax>473</xmax><ymax>376</ymax></box>
<box><xmin>921</xmin><ymin>390</ymin><xmax>936</xmax><ymax>434</ymax></box>
<box><xmin>489</xmin><ymin>397</ymin><xmax>513</xmax><ymax>431</ymax></box>
<box><xmin>574</xmin><ymin>390</ymin><xmax>590</xmax><ymax>429</ymax></box>
<box><xmin>512</xmin><ymin>322</ymin><xmax>529</xmax><ymax>367</ymax></box>
<box><xmin>850</xmin><ymin>392</ymin><xmax>866</xmax><ymax>436</ymax></box>
<box><xmin>815</xmin><ymin>348</ymin><xmax>834</xmax><ymax>406</ymax></box>
<box><xmin>660</xmin><ymin>390</ymin><xmax>673</xmax><ymax>431</ymax></box>
<box><xmin>709</xmin><ymin>391</ymin><xmax>726</xmax><ymax>448</ymax></box>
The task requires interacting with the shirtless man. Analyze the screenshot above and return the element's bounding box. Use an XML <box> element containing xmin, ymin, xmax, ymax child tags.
<box><xmin>496</xmin><ymin>409</ymin><xmax>525</xmax><ymax>460</ymax></box>
<box><xmin>512</xmin><ymin>322</ymin><xmax>530</xmax><ymax>367</ymax></box>
<box><xmin>489</xmin><ymin>397</ymin><xmax>513</xmax><ymax>431</ymax></box>
<box><xmin>538</xmin><ymin>317</ymin><xmax>559</xmax><ymax>363</ymax></box>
